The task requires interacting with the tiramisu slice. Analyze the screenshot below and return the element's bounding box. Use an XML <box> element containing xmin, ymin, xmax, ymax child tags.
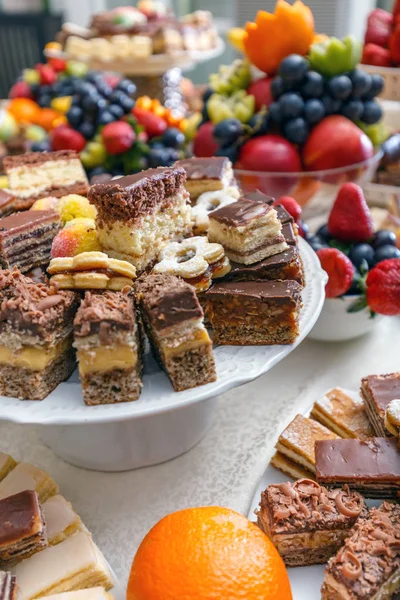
<box><xmin>0</xmin><ymin>211</ymin><xmax>60</xmax><ymax>273</ymax></box>
<box><xmin>321</xmin><ymin>502</ymin><xmax>400</xmax><ymax>599</ymax></box>
<box><xmin>4</xmin><ymin>151</ymin><xmax>88</xmax><ymax>211</ymax></box>
<box><xmin>315</xmin><ymin>437</ymin><xmax>400</xmax><ymax>499</ymax></box>
<box><xmin>257</xmin><ymin>479</ymin><xmax>366</xmax><ymax>567</ymax></box>
<box><xmin>135</xmin><ymin>274</ymin><xmax>216</xmax><ymax>391</ymax></box>
<box><xmin>0</xmin><ymin>269</ymin><xmax>79</xmax><ymax>401</ymax></box>
<box><xmin>14</xmin><ymin>531</ymin><xmax>113</xmax><ymax>600</ymax></box>
<box><xmin>361</xmin><ymin>372</ymin><xmax>400</xmax><ymax>436</ymax></box>
<box><xmin>0</xmin><ymin>456</ymin><xmax>16</xmax><ymax>483</ymax></box>
<box><xmin>174</xmin><ymin>156</ymin><xmax>239</xmax><ymax>201</ymax></box>
<box><xmin>0</xmin><ymin>190</ymin><xmax>16</xmax><ymax>218</ymax></box>
<box><xmin>88</xmin><ymin>167</ymin><xmax>191</xmax><ymax>272</ymax></box>
<box><xmin>0</xmin><ymin>572</ymin><xmax>17</xmax><ymax>600</ymax></box>
<box><xmin>0</xmin><ymin>490</ymin><xmax>48</xmax><ymax>564</ymax></box>
<box><xmin>226</xmin><ymin>246</ymin><xmax>304</xmax><ymax>286</ymax></box>
<box><xmin>206</xmin><ymin>280</ymin><xmax>302</xmax><ymax>345</ymax></box>
<box><xmin>271</xmin><ymin>414</ymin><xmax>340</xmax><ymax>480</ymax></box>
<box><xmin>42</xmin><ymin>495</ymin><xmax>83</xmax><ymax>546</ymax></box>
<box><xmin>74</xmin><ymin>291</ymin><xmax>143</xmax><ymax>405</ymax></box>
<box><xmin>208</xmin><ymin>197</ymin><xmax>288</xmax><ymax>264</ymax></box>
<box><xmin>311</xmin><ymin>387</ymin><xmax>374</xmax><ymax>440</ymax></box>
<box><xmin>385</xmin><ymin>399</ymin><xmax>400</xmax><ymax>440</ymax></box>
<box><xmin>0</xmin><ymin>462</ymin><xmax>58</xmax><ymax>503</ymax></box>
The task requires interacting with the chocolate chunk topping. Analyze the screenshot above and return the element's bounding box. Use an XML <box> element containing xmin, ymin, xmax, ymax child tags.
<box><xmin>206</xmin><ymin>280</ymin><xmax>302</xmax><ymax>303</ymax></box>
<box><xmin>275</xmin><ymin>204</ymin><xmax>294</xmax><ymax>224</ymax></box>
<box><xmin>0</xmin><ymin>490</ymin><xmax>42</xmax><ymax>545</ymax></box>
<box><xmin>175</xmin><ymin>156</ymin><xmax>228</xmax><ymax>180</ymax></box>
<box><xmin>0</xmin><ymin>211</ymin><xmax>59</xmax><ymax>238</ymax></box>
<box><xmin>210</xmin><ymin>198</ymin><xmax>272</xmax><ymax>227</ymax></box>
<box><xmin>74</xmin><ymin>290</ymin><xmax>136</xmax><ymax>342</ymax></box>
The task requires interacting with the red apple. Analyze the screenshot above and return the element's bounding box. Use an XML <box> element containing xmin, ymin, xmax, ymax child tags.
<box><xmin>303</xmin><ymin>116</ymin><xmax>374</xmax><ymax>171</ymax></box>
<box><xmin>193</xmin><ymin>121</ymin><xmax>219</xmax><ymax>157</ymax></box>
<box><xmin>8</xmin><ymin>81</ymin><xmax>34</xmax><ymax>100</ymax></box>
<box><xmin>236</xmin><ymin>135</ymin><xmax>302</xmax><ymax>172</ymax></box>
<box><xmin>247</xmin><ymin>77</ymin><xmax>274</xmax><ymax>111</ymax></box>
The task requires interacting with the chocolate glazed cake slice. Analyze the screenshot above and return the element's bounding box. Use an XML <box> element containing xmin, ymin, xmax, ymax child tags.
<box><xmin>0</xmin><ymin>572</ymin><xmax>16</xmax><ymax>600</ymax></box>
<box><xmin>135</xmin><ymin>274</ymin><xmax>216</xmax><ymax>392</ymax></box>
<box><xmin>0</xmin><ymin>269</ymin><xmax>79</xmax><ymax>401</ymax></box>
<box><xmin>74</xmin><ymin>290</ymin><xmax>143</xmax><ymax>405</ymax></box>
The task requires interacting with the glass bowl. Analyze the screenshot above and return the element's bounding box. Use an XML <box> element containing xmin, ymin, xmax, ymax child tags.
<box><xmin>234</xmin><ymin>150</ymin><xmax>383</xmax><ymax>225</ymax></box>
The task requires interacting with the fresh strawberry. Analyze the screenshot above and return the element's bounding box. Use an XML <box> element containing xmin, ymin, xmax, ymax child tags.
<box><xmin>328</xmin><ymin>183</ymin><xmax>374</xmax><ymax>242</ymax></box>
<box><xmin>275</xmin><ymin>196</ymin><xmax>302</xmax><ymax>222</ymax></box>
<box><xmin>367</xmin><ymin>8</ymin><xmax>393</xmax><ymax>28</ymax></box>
<box><xmin>8</xmin><ymin>81</ymin><xmax>34</xmax><ymax>100</ymax></box>
<box><xmin>102</xmin><ymin>121</ymin><xmax>135</xmax><ymax>155</ymax></box>
<box><xmin>366</xmin><ymin>258</ymin><xmax>400</xmax><ymax>315</ymax></box>
<box><xmin>389</xmin><ymin>25</ymin><xmax>400</xmax><ymax>64</ymax></box>
<box><xmin>50</xmin><ymin>126</ymin><xmax>86</xmax><ymax>152</ymax></box>
<box><xmin>48</xmin><ymin>57</ymin><xmax>67</xmax><ymax>73</ymax></box>
<box><xmin>317</xmin><ymin>248</ymin><xmax>354</xmax><ymax>298</ymax></box>
<box><xmin>365</xmin><ymin>21</ymin><xmax>392</xmax><ymax>48</ymax></box>
<box><xmin>193</xmin><ymin>121</ymin><xmax>219</xmax><ymax>157</ymax></box>
<box><xmin>35</xmin><ymin>63</ymin><xmax>57</xmax><ymax>86</ymax></box>
<box><xmin>132</xmin><ymin>107</ymin><xmax>167</xmax><ymax>138</ymax></box>
<box><xmin>362</xmin><ymin>43</ymin><xmax>392</xmax><ymax>67</ymax></box>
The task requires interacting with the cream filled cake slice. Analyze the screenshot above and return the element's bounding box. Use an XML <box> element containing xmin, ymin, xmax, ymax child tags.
<box><xmin>43</xmin><ymin>495</ymin><xmax>83</xmax><ymax>546</ymax></box>
<box><xmin>4</xmin><ymin>151</ymin><xmax>89</xmax><ymax>211</ymax></box>
<box><xmin>135</xmin><ymin>274</ymin><xmax>216</xmax><ymax>392</ymax></box>
<box><xmin>208</xmin><ymin>197</ymin><xmax>288</xmax><ymax>265</ymax></box>
<box><xmin>88</xmin><ymin>167</ymin><xmax>191</xmax><ymax>273</ymax></box>
<box><xmin>0</xmin><ymin>462</ymin><xmax>58</xmax><ymax>503</ymax></box>
<box><xmin>74</xmin><ymin>290</ymin><xmax>143</xmax><ymax>405</ymax></box>
<box><xmin>174</xmin><ymin>157</ymin><xmax>240</xmax><ymax>201</ymax></box>
<box><xmin>0</xmin><ymin>269</ymin><xmax>79</xmax><ymax>401</ymax></box>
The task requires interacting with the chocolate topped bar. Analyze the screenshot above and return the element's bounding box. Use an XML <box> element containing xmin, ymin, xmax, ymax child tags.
<box><xmin>135</xmin><ymin>273</ymin><xmax>203</xmax><ymax>331</ymax></box>
<box><xmin>0</xmin><ymin>190</ymin><xmax>16</xmax><ymax>218</ymax></box>
<box><xmin>210</xmin><ymin>198</ymin><xmax>272</xmax><ymax>227</ymax></box>
<box><xmin>88</xmin><ymin>166</ymin><xmax>186</xmax><ymax>222</ymax></box>
<box><xmin>245</xmin><ymin>190</ymin><xmax>274</xmax><ymax>205</ymax></box>
<box><xmin>361</xmin><ymin>372</ymin><xmax>400</xmax><ymax>435</ymax></box>
<box><xmin>227</xmin><ymin>246</ymin><xmax>304</xmax><ymax>285</ymax></box>
<box><xmin>0</xmin><ymin>572</ymin><xmax>16</xmax><ymax>600</ymax></box>
<box><xmin>74</xmin><ymin>290</ymin><xmax>135</xmax><ymax>340</ymax></box>
<box><xmin>0</xmin><ymin>210</ymin><xmax>59</xmax><ymax>238</ymax></box>
<box><xmin>322</xmin><ymin>502</ymin><xmax>400</xmax><ymax>600</ymax></box>
<box><xmin>174</xmin><ymin>157</ymin><xmax>229</xmax><ymax>180</ymax></box>
<box><xmin>207</xmin><ymin>280</ymin><xmax>302</xmax><ymax>303</ymax></box>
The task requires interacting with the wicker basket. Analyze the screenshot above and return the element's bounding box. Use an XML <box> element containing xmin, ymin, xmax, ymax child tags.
<box><xmin>363</xmin><ymin>64</ymin><xmax>400</xmax><ymax>101</ymax></box>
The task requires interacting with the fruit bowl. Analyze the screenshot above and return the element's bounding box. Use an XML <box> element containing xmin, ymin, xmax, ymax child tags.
<box><xmin>234</xmin><ymin>150</ymin><xmax>383</xmax><ymax>223</ymax></box>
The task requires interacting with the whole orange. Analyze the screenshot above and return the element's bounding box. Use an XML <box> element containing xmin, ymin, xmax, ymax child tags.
<box><xmin>127</xmin><ymin>506</ymin><xmax>292</xmax><ymax>600</ymax></box>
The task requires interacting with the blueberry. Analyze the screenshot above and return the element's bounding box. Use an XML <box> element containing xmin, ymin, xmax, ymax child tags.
<box><xmin>213</xmin><ymin>118</ymin><xmax>243</xmax><ymax>146</ymax></box>
<box><xmin>148</xmin><ymin>147</ymin><xmax>179</xmax><ymax>168</ymax></box>
<box><xmin>304</xmin><ymin>99</ymin><xmax>325</xmax><ymax>125</ymax></box>
<box><xmin>316</xmin><ymin>224</ymin><xmax>332</xmax><ymax>242</ymax></box>
<box><xmin>374</xmin><ymin>244</ymin><xmax>400</xmax><ymax>263</ymax></box>
<box><xmin>162</xmin><ymin>127</ymin><xmax>185</xmax><ymax>148</ymax></box>
<box><xmin>66</xmin><ymin>106</ymin><xmax>84</xmax><ymax>127</ymax></box>
<box><xmin>82</xmin><ymin>94</ymin><xmax>107</xmax><ymax>113</ymax></box>
<box><xmin>86</xmin><ymin>71</ymin><xmax>103</xmax><ymax>84</ymax></box>
<box><xmin>308</xmin><ymin>235</ymin><xmax>327</xmax><ymax>252</ymax></box>
<box><xmin>202</xmin><ymin>104</ymin><xmax>210</xmax><ymax>121</ymax></box>
<box><xmin>96</xmin><ymin>82</ymin><xmax>113</xmax><ymax>98</ymax></box>
<box><xmin>271</xmin><ymin>76</ymin><xmax>286</xmax><ymax>100</ymax></box>
<box><xmin>361</xmin><ymin>101</ymin><xmax>383</xmax><ymax>125</ymax></box>
<box><xmin>78</xmin><ymin>121</ymin><xmax>96</xmax><ymax>140</ymax></box>
<box><xmin>117</xmin><ymin>79</ymin><xmax>136</xmax><ymax>96</ymax></box>
<box><xmin>349</xmin><ymin>243</ymin><xmax>375</xmax><ymax>269</ymax></box>
<box><xmin>113</xmin><ymin>92</ymin><xmax>135</xmax><ymax>113</ymax></box>
<box><xmin>350</xmin><ymin>69</ymin><xmax>372</xmax><ymax>97</ymax></box>
<box><xmin>108</xmin><ymin>104</ymin><xmax>125</xmax><ymax>120</ymax></box>
<box><xmin>279</xmin><ymin>54</ymin><xmax>309</xmax><ymax>82</ymax></box>
<box><xmin>215</xmin><ymin>145</ymin><xmax>239</xmax><ymax>163</ymax></box>
<box><xmin>268</xmin><ymin>102</ymin><xmax>282</xmax><ymax>123</ymax></box>
<box><xmin>364</xmin><ymin>74</ymin><xmax>385</xmax><ymax>100</ymax></box>
<box><xmin>321</xmin><ymin>95</ymin><xmax>342</xmax><ymax>115</ymax></box>
<box><xmin>327</xmin><ymin>75</ymin><xmax>353</xmax><ymax>100</ymax></box>
<box><xmin>341</xmin><ymin>99</ymin><xmax>364</xmax><ymax>122</ymax></box>
<box><xmin>279</xmin><ymin>93</ymin><xmax>304</xmax><ymax>120</ymax></box>
<box><xmin>39</xmin><ymin>85</ymin><xmax>52</xmax><ymax>95</ymax></box>
<box><xmin>89</xmin><ymin>166</ymin><xmax>107</xmax><ymax>177</ymax></box>
<box><xmin>202</xmin><ymin>88</ymin><xmax>214</xmax><ymax>102</ymax></box>
<box><xmin>71</xmin><ymin>95</ymin><xmax>81</xmax><ymax>107</ymax></box>
<box><xmin>372</xmin><ymin>229</ymin><xmax>397</xmax><ymax>248</ymax></box>
<box><xmin>37</xmin><ymin>94</ymin><xmax>52</xmax><ymax>108</ymax></box>
<box><xmin>97</xmin><ymin>110</ymin><xmax>115</xmax><ymax>126</ymax></box>
<box><xmin>76</xmin><ymin>81</ymin><xmax>97</xmax><ymax>98</ymax></box>
<box><xmin>301</xmin><ymin>71</ymin><xmax>324</xmax><ymax>98</ymax></box>
<box><xmin>283</xmin><ymin>117</ymin><xmax>309</xmax><ymax>145</ymax></box>
<box><xmin>31</xmin><ymin>140</ymin><xmax>51</xmax><ymax>152</ymax></box>
<box><xmin>149</xmin><ymin>140</ymin><xmax>164</xmax><ymax>149</ymax></box>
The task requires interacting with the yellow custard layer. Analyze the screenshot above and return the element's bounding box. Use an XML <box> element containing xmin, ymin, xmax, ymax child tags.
<box><xmin>161</xmin><ymin>328</ymin><xmax>211</xmax><ymax>359</ymax></box>
<box><xmin>77</xmin><ymin>344</ymin><xmax>137</xmax><ymax>375</ymax></box>
<box><xmin>0</xmin><ymin>338</ymin><xmax>71</xmax><ymax>371</ymax></box>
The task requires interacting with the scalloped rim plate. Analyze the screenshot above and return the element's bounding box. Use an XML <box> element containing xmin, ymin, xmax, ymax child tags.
<box><xmin>0</xmin><ymin>239</ymin><xmax>326</xmax><ymax>425</ymax></box>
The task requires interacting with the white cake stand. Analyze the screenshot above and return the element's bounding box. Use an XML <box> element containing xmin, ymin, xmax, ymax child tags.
<box><xmin>0</xmin><ymin>240</ymin><xmax>327</xmax><ymax>472</ymax></box>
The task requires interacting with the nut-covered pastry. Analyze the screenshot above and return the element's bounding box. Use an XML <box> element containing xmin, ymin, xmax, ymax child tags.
<box><xmin>0</xmin><ymin>572</ymin><xmax>17</xmax><ymax>600</ymax></box>
<box><xmin>311</xmin><ymin>387</ymin><xmax>374</xmax><ymax>441</ymax></box>
<box><xmin>361</xmin><ymin>372</ymin><xmax>400</xmax><ymax>436</ymax></box>
<box><xmin>385</xmin><ymin>399</ymin><xmax>400</xmax><ymax>440</ymax></box>
<box><xmin>257</xmin><ymin>479</ymin><xmax>367</xmax><ymax>567</ymax></box>
<box><xmin>174</xmin><ymin>157</ymin><xmax>239</xmax><ymax>202</ymax></box>
<box><xmin>74</xmin><ymin>291</ymin><xmax>143</xmax><ymax>405</ymax></box>
<box><xmin>153</xmin><ymin>236</ymin><xmax>230</xmax><ymax>293</ymax></box>
<box><xmin>135</xmin><ymin>274</ymin><xmax>216</xmax><ymax>391</ymax></box>
<box><xmin>0</xmin><ymin>210</ymin><xmax>60</xmax><ymax>273</ymax></box>
<box><xmin>48</xmin><ymin>251</ymin><xmax>136</xmax><ymax>291</ymax></box>
<box><xmin>208</xmin><ymin>197</ymin><xmax>288</xmax><ymax>265</ymax></box>
<box><xmin>206</xmin><ymin>280</ymin><xmax>302</xmax><ymax>345</ymax></box>
<box><xmin>191</xmin><ymin>190</ymin><xmax>238</xmax><ymax>235</ymax></box>
<box><xmin>0</xmin><ymin>462</ymin><xmax>58</xmax><ymax>503</ymax></box>
<box><xmin>321</xmin><ymin>502</ymin><xmax>400</xmax><ymax>599</ymax></box>
<box><xmin>0</xmin><ymin>490</ymin><xmax>48</xmax><ymax>564</ymax></box>
<box><xmin>315</xmin><ymin>437</ymin><xmax>400</xmax><ymax>499</ymax></box>
<box><xmin>271</xmin><ymin>414</ymin><xmax>340</xmax><ymax>480</ymax></box>
<box><xmin>0</xmin><ymin>269</ymin><xmax>78</xmax><ymax>401</ymax></box>
<box><xmin>4</xmin><ymin>151</ymin><xmax>88</xmax><ymax>211</ymax></box>
<box><xmin>88</xmin><ymin>167</ymin><xmax>191</xmax><ymax>273</ymax></box>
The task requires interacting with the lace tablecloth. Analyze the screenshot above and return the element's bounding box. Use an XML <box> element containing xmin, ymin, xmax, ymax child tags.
<box><xmin>0</xmin><ymin>318</ymin><xmax>399</xmax><ymax>586</ymax></box>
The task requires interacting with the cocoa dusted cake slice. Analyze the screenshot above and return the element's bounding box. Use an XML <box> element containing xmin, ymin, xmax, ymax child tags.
<box><xmin>256</xmin><ymin>479</ymin><xmax>367</xmax><ymax>567</ymax></box>
<box><xmin>135</xmin><ymin>274</ymin><xmax>216</xmax><ymax>392</ymax></box>
<box><xmin>4</xmin><ymin>151</ymin><xmax>88</xmax><ymax>211</ymax></box>
<box><xmin>315</xmin><ymin>437</ymin><xmax>400</xmax><ymax>499</ymax></box>
<box><xmin>361</xmin><ymin>372</ymin><xmax>400</xmax><ymax>436</ymax></box>
<box><xmin>0</xmin><ymin>211</ymin><xmax>60</xmax><ymax>273</ymax></box>
<box><xmin>208</xmin><ymin>197</ymin><xmax>288</xmax><ymax>264</ymax></box>
<box><xmin>0</xmin><ymin>572</ymin><xmax>16</xmax><ymax>600</ymax></box>
<box><xmin>206</xmin><ymin>280</ymin><xmax>302</xmax><ymax>345</ymax></box>
<box><xmin>0</xmin><ymin>269</ymin><xmax>79</xmax><ymax>400</ymax></box>
<box><xmin>74</xmin><ymin>290</ymin><xmax>143</xmax><ymax>405</ymax></box>
<box><xmin>0</xmin><ymin>490</ymin><xmax>48</xmax><ymax>564</ymax></box>
<box><xmin>321</xmin><ymin>502</ymin><xmax>400</xmax><ymax>599</ymax></box>
<box><xmin>88</xmin><ymin>167</ymin><xmax>192</xmax><ymax>273</ymax></box>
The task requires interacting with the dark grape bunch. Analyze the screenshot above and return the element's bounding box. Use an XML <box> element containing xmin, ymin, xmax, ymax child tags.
<box><xmin>269</xmin><ymin>55</ymin><xmax>384</xmax><ymax>145</ymax></box>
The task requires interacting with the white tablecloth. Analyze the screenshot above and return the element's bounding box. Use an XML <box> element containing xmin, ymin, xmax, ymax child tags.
<box><xmin>0</xmin><ymin>318</ymin><xmax>399</xmax><ymax>586</ymax></box>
